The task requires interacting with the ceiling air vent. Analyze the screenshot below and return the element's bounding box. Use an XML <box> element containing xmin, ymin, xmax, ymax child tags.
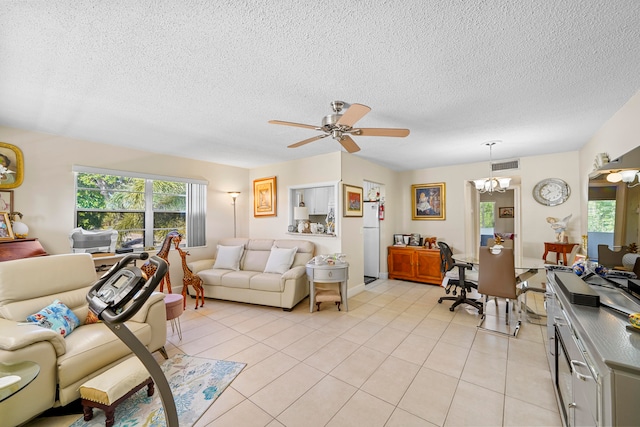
<box><xmin>492</xmin><ymin>159</ymin><xmax>519</xmax><ymax>172</ymax></box>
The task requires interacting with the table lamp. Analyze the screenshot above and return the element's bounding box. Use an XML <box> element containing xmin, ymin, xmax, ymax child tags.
<box><xmin>294</xmin><ymin>207</ymin><xmax>310</xmax><ymax>233</ymax></box>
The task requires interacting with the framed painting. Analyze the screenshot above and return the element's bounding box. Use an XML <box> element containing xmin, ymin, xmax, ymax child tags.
<box><xmin>499</xmin><ymin>207</ymin><xmax>514</xmax><ymax>218</ymax></box>
<box><xmin>0</xmin><ymin>212</ymin><xmax>14</xmax><ymax>240</ymax></box>
<box><xmin>253</xmin><ymin>176</ymin><xmax>277</xmax><ymax>217</ymax></box>
<box><xmin>393</xmin><ymin>234</ymin><xmax>404</xmax><ymax>245</ymax></box>
<box><xmin>0</xmin><ymin>190</ymin><xmax>13</xmax><ymax>212</ymax></box>
<box><xmin>411</xmin><ymin>182</ymin><xmax>446</xmax><ymax>220</ymax></box>
<box><xmin>343</xmin><ymin>184</ymin><xmax>363</xmax><ymax>217</ymax></box>
<box><xmin>0</xmin><ymin>142</ymin><xmax>24</xmax><ymax>189</ymax></box>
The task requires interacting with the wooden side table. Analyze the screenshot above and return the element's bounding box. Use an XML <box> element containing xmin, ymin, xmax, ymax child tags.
<box><xmin>543</xmin><ymin>242</ymin><xmax>578</xmax><ymax>265</ymax></box>
<box><xmin>306</xmin><ymin>262</ymin><xmax>349</xmax><ymax>313</ymax></box>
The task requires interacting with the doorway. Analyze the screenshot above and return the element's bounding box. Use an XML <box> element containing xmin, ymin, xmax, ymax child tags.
<box><xmin>465</xmin><ymin>181</ymin><xmax>521</xmax><ymax>260</ymax></box>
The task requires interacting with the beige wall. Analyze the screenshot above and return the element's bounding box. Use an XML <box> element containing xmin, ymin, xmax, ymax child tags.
<box><xmin>398</xmin><ymin>151</ymin><xmax>581</xmax><ymax>259</ymax></box>
<box><xmin>580</xmin><ymin>90</ymin><xmax>640</xmax><ymax>235</ymax></box>
<box><xmin>0</xmin><ymin>125</ymin><xmax>249</xmax><ymax>286</ymax></box>
<box><xmin>0</xmin><ymin>90</ymin><xmax>637</xmax><ymax>297</ymax></box>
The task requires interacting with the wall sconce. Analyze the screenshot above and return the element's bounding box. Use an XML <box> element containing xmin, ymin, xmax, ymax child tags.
<box><xmin>228</xmin><ymin>192</ymin><xmax>240</xmax><ymax>237</ymax></box>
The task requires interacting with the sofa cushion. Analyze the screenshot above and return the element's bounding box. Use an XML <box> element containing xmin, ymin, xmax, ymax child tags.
<box><xmin>197</xmin><ymin>269</ymin><xmax>234</xmax><ymax>286</ymax></box>
<box><xmin>57</xmin><ymin>321</ymin><xmax>151</xmax><ymax>389</ymax></box>
<box><xmin>250</xmin><ymin>273</ymin><xmax>284</xmax><ymax>292</ymax></box>
<box><xmin>243</xmin><ymin>249</ymin><xmax>270</xmax><ymax>272</ymax></box>
<box><xmin>220</xmin><ymin>270</ymin><xmax>260</xmax><ymax>288</ymax></box>
<box><xmin>273</xmin><ymin>239</ymin><xmax>315</xmax><ymax>267</ymax></box>
<box><xmin>26</xmin><ymin>300</ymin><xmax>81</xmax><ymax>338</ymax></box>
<box><xmin>264</xmin><ymin>246</ymin><xmax>298</xmax><ymax>274</ymax></box>
<box><xmin>213</xmin><ymin>245</ymin><xmax>244</xmax><ymax>270</ymax></box>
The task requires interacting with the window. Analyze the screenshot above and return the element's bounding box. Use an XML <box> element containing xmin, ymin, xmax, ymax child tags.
<box><xmin>74</xmin><ymin>166</ymin><xmax>207</xmax><ymax>249</ymax></box>
<box><xmin>479</xmin><ymin>201</ymin><xmax>495</xmax><ymax>246</ymax></box>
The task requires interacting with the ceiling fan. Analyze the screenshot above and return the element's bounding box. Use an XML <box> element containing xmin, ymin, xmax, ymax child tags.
<box><xmin>268</xmin><ymin>101</ymin><xmax>410</xmax><ymax>153</ymax></box>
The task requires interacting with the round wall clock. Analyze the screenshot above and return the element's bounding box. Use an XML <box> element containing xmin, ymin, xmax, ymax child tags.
<box><xmin>533</xmin><ymin>178</ymin><xmax>571</xmax><ymax>206</ymax></box>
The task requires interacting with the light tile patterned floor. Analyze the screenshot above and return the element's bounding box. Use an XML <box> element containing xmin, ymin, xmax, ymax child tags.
<box><xmin>28</xmin><ymin>279</ymin><xmax>562</xmax><ymax>427</ymax></box>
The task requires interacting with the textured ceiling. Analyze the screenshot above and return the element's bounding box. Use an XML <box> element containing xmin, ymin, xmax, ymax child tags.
<box><xmin>1</xmin><ymin>1</ymin><xmax>639</xmax><ymax>171</ymax></box>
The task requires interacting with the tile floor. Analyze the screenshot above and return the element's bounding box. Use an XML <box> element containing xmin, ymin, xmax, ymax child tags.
<box><xmin>28</xmin><ymin>278</ymin><xmax>562</xmax><ymax>427</ymax></box>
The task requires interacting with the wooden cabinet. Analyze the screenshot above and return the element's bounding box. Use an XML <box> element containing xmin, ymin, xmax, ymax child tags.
<box><xmin>0</xmin><ymin>238</ymin><xmax>47</xmax><ymax>262</ymax></box>
<box><xmin>388</xmin><ymin>246</ymin><xmax>442</xmax><ymax>285</ymax></box>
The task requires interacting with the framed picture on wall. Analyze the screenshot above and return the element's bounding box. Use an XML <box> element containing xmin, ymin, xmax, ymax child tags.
<box><xmin>0</xmin><ymin>142</ymin><xmax>24</xmax><ymax>189</ymax></box>
<box><xmin>411</xmin><ymin>182</ymin><xmax>445</xmax><ymax>220</ymax></box>
<box><xmin>0</xmin><ymin>190</ymin><xmax>13</xmax><ymax>212</ymax></box>
<box><xmin>499</xmin><ymin>207</ymin><xmax>514</xmax><ymax>218</ymax></box>
<box><xmin>343</xmin><ymin>184</ymin><xmax>363</xmax><ymax>217</ymax></box>
<box><xmin>253</xmin><ymin>176</ymin><xmax>277</xmax><ymax>217</ymax></box>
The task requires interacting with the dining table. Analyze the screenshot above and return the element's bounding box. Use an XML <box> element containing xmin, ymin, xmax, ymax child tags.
<box><xmin>451</xmin><ymin>253</ymin><xmax>551</xmax><ymax>318</ymax></box>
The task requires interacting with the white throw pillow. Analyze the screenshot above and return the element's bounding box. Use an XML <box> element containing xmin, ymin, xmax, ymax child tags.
<box><xmin>264</xmin><ymin>246</ymin><xmax>298</xmax><ymax>274</ymax></box>
<box><xmin>213</xmin><ymin>245</ymin><xmax>244</xmax><ymax>270</ymax></box>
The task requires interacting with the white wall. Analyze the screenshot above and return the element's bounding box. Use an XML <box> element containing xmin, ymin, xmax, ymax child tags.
<box><xmin>0</xmin><ymin>125</ymin><xmax>249</xmax><ymax>287</ymax></box>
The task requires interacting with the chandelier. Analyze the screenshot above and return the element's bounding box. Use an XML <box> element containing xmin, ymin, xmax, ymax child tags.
<box><xmin>474</xmin><ymin>141</ymin><xmax>511</xmax><ymax>193</ymax></box>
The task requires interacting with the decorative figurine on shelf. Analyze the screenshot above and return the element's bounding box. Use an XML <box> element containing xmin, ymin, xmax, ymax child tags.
<box><xmin>547</xmin><ymin>214</ymin><xmax>572</xmax><ymax>243</ymax></box>
<box><xmin>325</xmin><ymin>207</ymin><xmax>335</xmax><ymax>235</ymax></box>
<box><xmin>424</xmin><ymin>237</ymin><xmax>436</xmax><ymax>249</ymax></box>
<box><xmin>10</xmin><ymin>212</ymin><xmax>28</xmax><ymax>238</ymax></box>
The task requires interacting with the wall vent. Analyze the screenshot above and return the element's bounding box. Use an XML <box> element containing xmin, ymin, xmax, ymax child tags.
<box><xmin>492</xmin><ymin>159</ymin><xmax>519</xmax><ymax>172</ymax></box>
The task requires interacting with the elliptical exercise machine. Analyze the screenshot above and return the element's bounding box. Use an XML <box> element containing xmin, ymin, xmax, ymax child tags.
<box><xmin>86</xmin><ymin>252</ymin><xmax>178</xmax><ymax>427</ymax></box>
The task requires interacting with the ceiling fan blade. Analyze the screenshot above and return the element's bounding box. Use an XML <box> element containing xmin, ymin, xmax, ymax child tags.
<box><xmin>269</xmin><ymin>120</ymin><xmax>319</xmax><ymax>130</ymax></box>
<box><xmin>336</xmin><ymin>103</ymin><xmax>371</xmax><ymax>127</ymax></box>
<box><xmin>356</xmin><ymin>128</ymin><xmax>410</xmax><ymax>137</ymax></box>
<box><xmin>339</xmin><ymin>135</ymin><xmax>361</xmax><ymax>153</ymax></box>
<box><xmin>287</xmin><ymin>134</ymin><xmax>328</xmax><ymax>148</ymax></box>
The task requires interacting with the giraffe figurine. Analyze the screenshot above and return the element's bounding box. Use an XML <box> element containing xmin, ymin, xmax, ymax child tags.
<box><xmin>141</xmin><ymin>230</ymin><xmax>182</xmax><ymax>293</ymax></box>
<box><xmin>175</xmin><ymin>243</ymin><xmax>204</xmax><ymax>310</ymax></box>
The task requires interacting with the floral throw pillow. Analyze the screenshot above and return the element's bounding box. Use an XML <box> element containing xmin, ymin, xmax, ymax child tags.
<box><xmin>26</xmin><ymin>299</ymin><xmax>81</xmax><ymax>338</ymax></box>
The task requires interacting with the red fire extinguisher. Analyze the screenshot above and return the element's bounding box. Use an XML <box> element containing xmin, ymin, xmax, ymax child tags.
<box><xmin>379</xmin><ymin>203</ymin><xmax>385</xmax><ymax>220</ymax></box>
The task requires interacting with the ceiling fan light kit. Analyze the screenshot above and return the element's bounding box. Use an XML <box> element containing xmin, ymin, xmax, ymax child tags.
<box><xmin>268</xmin><ymin>101</ymin><xmax>410</xmax><ymax>154</ymax></box>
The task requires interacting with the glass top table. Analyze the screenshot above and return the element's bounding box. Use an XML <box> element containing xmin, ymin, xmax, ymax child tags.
<box><xmin>451</xmin><ymin>254</ymin><xmax>548</xmax><ymax>282</ymax></box>
<box><xmin>0</xmin><ymin>361</ymin><xmax>40</xmax><ymax>402</ymax></box>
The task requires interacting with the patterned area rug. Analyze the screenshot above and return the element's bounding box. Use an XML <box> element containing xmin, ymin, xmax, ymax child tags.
<box><xmin>71</xmin><ymin>354</ymin><xmax>245</xmax><ymax>427</ymax></box>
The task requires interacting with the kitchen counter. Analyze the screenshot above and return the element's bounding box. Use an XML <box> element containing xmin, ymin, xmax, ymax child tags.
<box><xmin>546</xmin><ymin>269</ymin><xmax>640</xmax><ymax>426</ymax></box>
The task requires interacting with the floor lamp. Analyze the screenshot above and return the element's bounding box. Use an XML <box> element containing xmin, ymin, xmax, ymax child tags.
<box><xmin>228</xmin><ymin>192</ymin><xmax>240</xmax><ymax>237</ymax></box>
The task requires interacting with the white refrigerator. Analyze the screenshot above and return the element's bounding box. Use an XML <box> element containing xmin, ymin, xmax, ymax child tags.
<box><xmin>363</xmin><ymin>201</ymin><xmax>380</xmax><ymax>279</ymax></box>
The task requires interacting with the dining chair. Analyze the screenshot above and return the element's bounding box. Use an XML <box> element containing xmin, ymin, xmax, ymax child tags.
<box><xmin>597</xmin><ymin>244</ymin><xmax>629</xmax><ymax>268</ymax></box>
<box><xmin>477</xmin><ymin>246</ymin><xmax>521</xmax><ymax>337</ymax></box>
<box><xmin>437</xmin><ymin>242</ymin><xmax>483</xmax><ymax>314</ymax></box>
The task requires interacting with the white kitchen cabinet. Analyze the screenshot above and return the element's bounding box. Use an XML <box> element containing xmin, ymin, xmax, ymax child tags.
<box><xmin>304</xmin><ymin>186</ymin><xmax>333</xmax><ymax>215</ymax></box>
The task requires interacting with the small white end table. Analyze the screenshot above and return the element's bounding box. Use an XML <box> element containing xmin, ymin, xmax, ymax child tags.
<box><xmin>306</xmin><ymin>262</ymin><xmax>349</xmax><ymax>313</ymax></box>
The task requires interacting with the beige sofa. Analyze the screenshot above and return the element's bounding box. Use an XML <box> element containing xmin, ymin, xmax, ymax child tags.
<box><xmin>0</xmin><ymin>253</ymin><xmax>167</xmax><ymax>427</ymax></box>
<box><xmin>188</xmin><ymin>238</ymin><xmax>315</xmax><ymax>310</ymax></box>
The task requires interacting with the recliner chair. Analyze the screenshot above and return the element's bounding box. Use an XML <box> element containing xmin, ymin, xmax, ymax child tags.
<box><xmin>437</xmin><ymin>241</ymin><xmax>483</xmax><ymax>314</ymax></box>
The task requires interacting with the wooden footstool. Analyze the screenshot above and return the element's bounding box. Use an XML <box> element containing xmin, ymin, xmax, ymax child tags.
<box><xmin>80</xmin><ymin>357</ymin><xmax>154</xmax><ymax>427</ymax></box>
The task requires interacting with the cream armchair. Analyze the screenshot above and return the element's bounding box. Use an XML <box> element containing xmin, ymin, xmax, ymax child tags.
<box><xmin>0</xmin><ymin>253</ymin><xmax>167</xmax><ymax>427</ymax></box>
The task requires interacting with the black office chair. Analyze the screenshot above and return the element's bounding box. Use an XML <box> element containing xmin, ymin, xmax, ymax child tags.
<box><xmin>437</xmin><ymin>242</ymin><xmax>483</xmax><ymax>314</ymax></box>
